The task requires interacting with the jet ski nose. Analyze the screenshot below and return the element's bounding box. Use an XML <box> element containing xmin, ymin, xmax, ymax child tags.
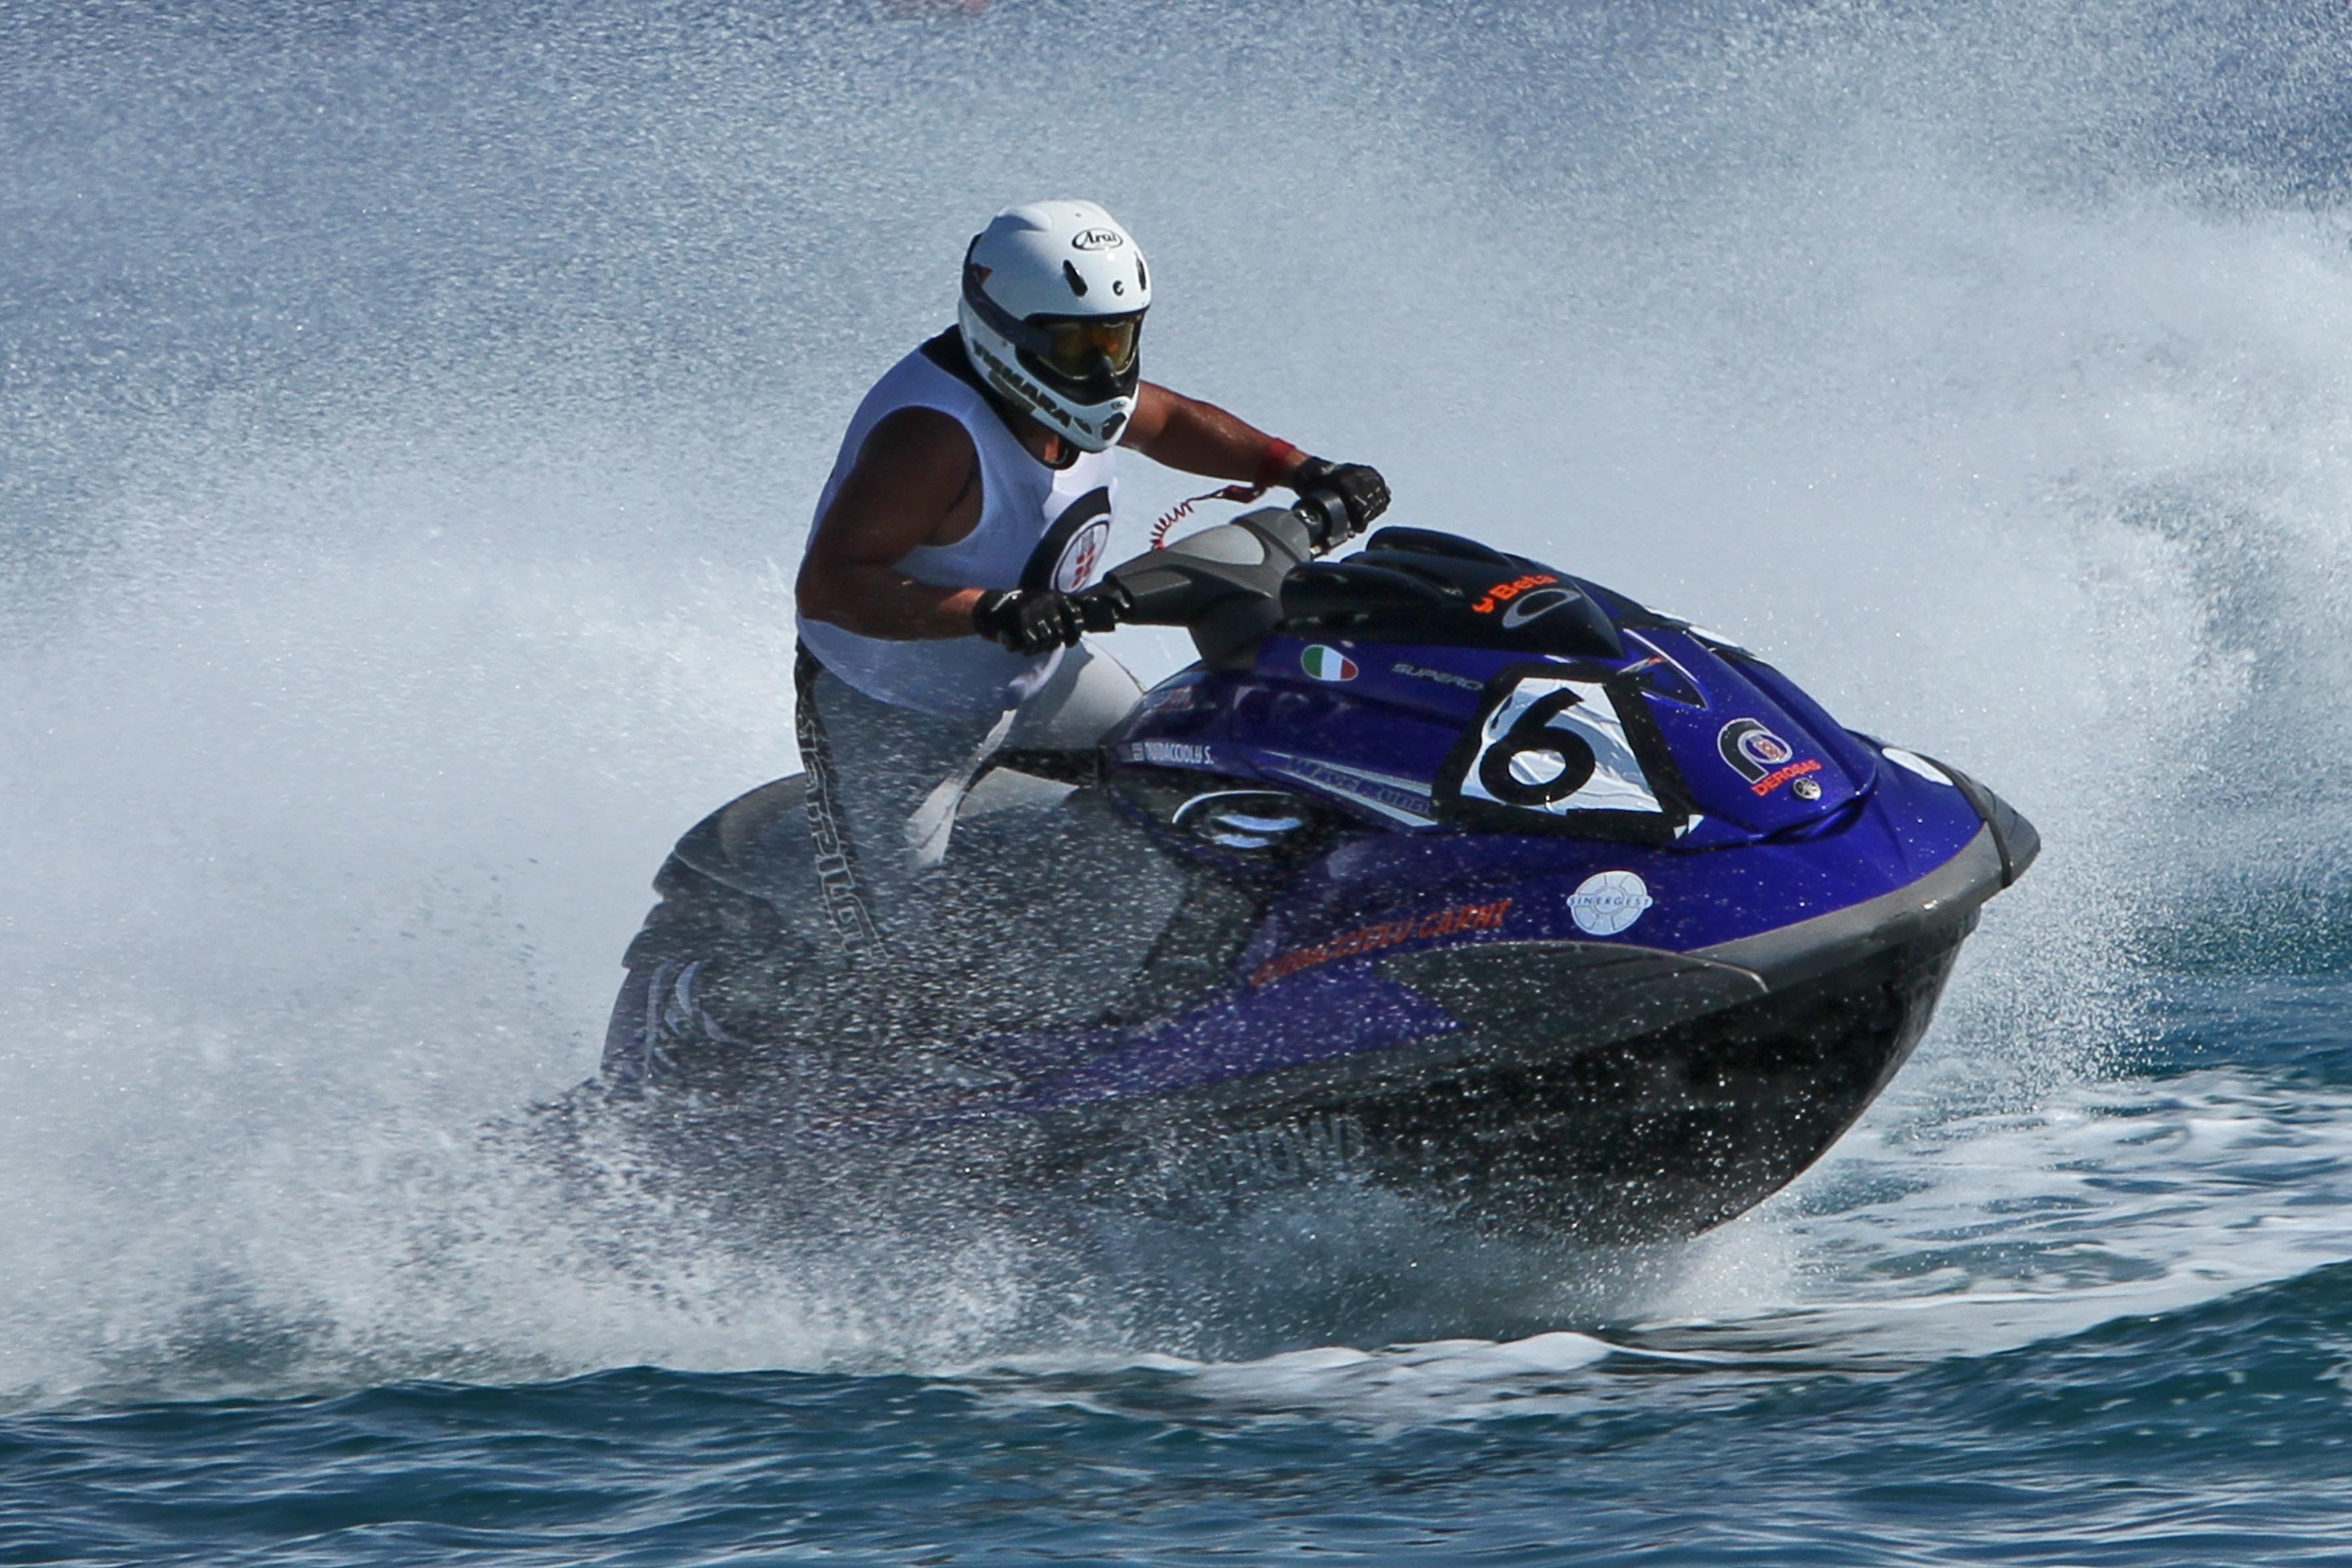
<box><xmin>1941</xmin><ymin>767</ymin><xmax>2040</xmax><ymax>888</ymax></box>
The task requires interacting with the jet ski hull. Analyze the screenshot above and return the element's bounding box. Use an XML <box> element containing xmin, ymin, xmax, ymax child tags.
<box><xmin>1014</xmin><ymin>828</ymin><xmax>1999</xmax><ymax>1243</ymax></box>
<box><xmin>586</xmin><ymin>514</ymin><xmax>2042</xmax><ymax>1249</ymax></box>
<box><xmin>1046</xmin><ymin>915</ymin><xmax>1966</xmax><ymax>1243</ymax></box>
<box><xmin>597</xmin><ymin>811</ymin><xmax>2011</xmax><ymax>1245</ymax></box>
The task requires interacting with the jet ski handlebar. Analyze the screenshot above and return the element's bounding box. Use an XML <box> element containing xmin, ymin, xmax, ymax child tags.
<box><xmin>1069</xmin><ymin>495</ymin><xmax>1354</xmax><ymax>668</ymax></box>
<box><xmin>1291</xmin><ymin>487</ymin><xmax>1364</xmax><ymax>554</ymax></box>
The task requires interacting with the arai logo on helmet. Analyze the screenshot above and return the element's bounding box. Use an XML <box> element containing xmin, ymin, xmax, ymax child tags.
<box><xmin>1071</xmin><ymin>228</ymin><xmax>1125</xmax><ymax>251</ymax></box>
<box><xmin>1569</xmin><ymin>870</ymin><xmax>1653</xmax><ymax>936</ymax></box>
<box><xmin>1301</xmin><ymin>645</ymin><xmax>1358</xmax><ymax>682</ymax></box>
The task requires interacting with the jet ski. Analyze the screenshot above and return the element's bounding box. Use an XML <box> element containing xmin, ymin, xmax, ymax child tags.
<box><xmin>593</xmin><ymin>493</ymin><xmax>2039</xmax><ymax>1244</ymax></box>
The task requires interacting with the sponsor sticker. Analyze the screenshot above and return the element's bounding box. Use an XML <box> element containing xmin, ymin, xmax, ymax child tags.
<box><xmin>1071</xmin><ymin>228</ymin><xmax>1125</xmax><ymax>250</ymax></box>
<box><xmin>1122</xmin><ymin>739</ymin><xmax>1215</xmax><ymax>767</ymax></box>
<box><xmin>1250</xmin><ymin>898</ymin><xmax>1514</xmax><ymax>986</ymax></box>
<box><xmin>1262</xmin><ymin>755</ymin><xmax>1437</xmax><ymax>826</ymax></box>
<box><xmin>1212</xmin><ymin>1113</ymin><xmax>1364</xmax><ymax>1183</ymax></box>
<box><xmin>972</xmin><ymin>337</ymin><xmax>1121</xmax><ymax>441</ymax></box>
<box><xmin>1717</xmin><ymin>718</ymin><xmax>1819</xmax><ymax>795</ymax></box>
<box><xmin>1052</xmin><ymin>518</ymin><xmax>1111</xmax><ymax>593</ymax></box>
<box><xmin>1391</xmin><ymin>660</ymin><xmax>1484</xmax><ymax>692</ymax></box>
<box><xmin>1568</xmin><ymin>870</ymin><xmax>1654</xmax><ymax>936</ymax></box>
<box><xmin>1500</xmin><ymin>586</ymin><xmax>1579</xmax><ymax>628</ymax></box>
<box><xmin>1144</xmin><ymin>1113</ymin><xmax>1366</xmax><ymax>1201</ymax></box>
<box><xmin>1470</xmin><ymin>572</ymin><xmax>1559</xmax><ymax>616</ymax></box>
<box><xmin>1301</xmin><ymin>645</ymin><xmax>1358</xmax><ymax>682</ymax></box>
<box><xmin>1740</xmin><ymin>728</ymin><xmax>1792</xmax><ymax>769</ymax></box>
<box><xmin>1749</xmin><ymin>757</ymin><xmax>1822</xmax><ymax>798</ymax></box>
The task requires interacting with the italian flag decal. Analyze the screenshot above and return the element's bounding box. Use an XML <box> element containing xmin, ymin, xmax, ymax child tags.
<box><xmin>1301</xmin><ymin>645</ymin><xmax>1358</xmax><ymax>682</ymax></box>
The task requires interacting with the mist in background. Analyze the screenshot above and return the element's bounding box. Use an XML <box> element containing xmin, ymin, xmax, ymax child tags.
<box><xmin>4</xmin><ymin>0</ymin><xmax>2350</xmax><ymax>1405</ymax></box>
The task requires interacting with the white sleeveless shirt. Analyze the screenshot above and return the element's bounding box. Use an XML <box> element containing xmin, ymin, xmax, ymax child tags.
<box><xmin>797</xmin><ymin>333</ymin><xmax>1119</xmax><ymax>716</ymax></box>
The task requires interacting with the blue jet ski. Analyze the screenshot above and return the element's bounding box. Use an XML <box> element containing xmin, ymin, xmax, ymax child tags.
<box><xmin>595</xmin><ymin>495</ymin><xmax>2038</xmax><ymax>1244</ymax></box>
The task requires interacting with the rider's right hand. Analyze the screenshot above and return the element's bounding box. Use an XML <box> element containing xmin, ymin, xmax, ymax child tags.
<box><xmin>972</xmin><ymin>588</ymin><xmax>1086</xmax><ymax>655</ymax></box>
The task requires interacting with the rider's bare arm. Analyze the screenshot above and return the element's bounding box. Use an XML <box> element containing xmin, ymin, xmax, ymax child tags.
<box><xmin>795</xmin><ymin>407</ymin><xmax>990</xmax><ymax>641</ymax></box>
<box><xmin>803</xmin><ymin>386</ymin><xmax>1318</xmax><ymax>645</ymax></box>
<box><xmin>1121</xmin><ymin>382</ymin><xmax>1305</xmax><ymax>486</ymax></box>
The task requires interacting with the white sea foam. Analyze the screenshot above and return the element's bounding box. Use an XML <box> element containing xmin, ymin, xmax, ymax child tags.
<box><xmin>952</xmin><ymin>1065</ymin><xmax>2352</xmax><ymax>1428</ymax></box>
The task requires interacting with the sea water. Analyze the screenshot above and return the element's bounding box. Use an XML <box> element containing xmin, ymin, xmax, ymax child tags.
<box><xmin>3</xmin><ymin>1</ymin><xmax>2350</xmax><ymax>1561</ymax></box>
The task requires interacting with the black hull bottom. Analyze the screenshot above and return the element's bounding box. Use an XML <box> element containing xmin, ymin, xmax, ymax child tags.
<box><xmin>1046</xmin><ymin>923</ymin><xmax>1970</xmax><ymax>1245</ymax></box>
<box><xmin>578</xmin><ymin>918</ymin><xmax>1972</xmax><ymax>1252</ymax></box>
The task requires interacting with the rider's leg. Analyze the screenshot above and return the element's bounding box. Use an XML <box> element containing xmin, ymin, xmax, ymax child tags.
<box><xmin>795</xmin><ymin>647</ymin><xmax>1008</xmax><ymax>962</ymax></box>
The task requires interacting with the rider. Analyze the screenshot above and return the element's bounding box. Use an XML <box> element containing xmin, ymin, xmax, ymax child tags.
<box><xmin>793</xmin><ymin>198</ymin><xmax>1387</xmax><ymax>963</ymax></box>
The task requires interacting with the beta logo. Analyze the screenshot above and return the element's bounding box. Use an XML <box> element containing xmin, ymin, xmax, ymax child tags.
<box><xmin>1301</xmin><ymin>645</ymin><xmax>1358</xmax><ymax>682</ymax></box>
<box><xmin>1070</xmin><ymin>228</ymin><xmax>1125</xmax><ymax>251</ymax></box>
<box><xmin>1568</xmin><ymin>870</ymin><xmax>1654</xmax><ymax>936</ymax></box>
<box><xmin>1470</xmin><ymin>572</ymin><xmax>1559</xmax><ymax>615</ymax></box>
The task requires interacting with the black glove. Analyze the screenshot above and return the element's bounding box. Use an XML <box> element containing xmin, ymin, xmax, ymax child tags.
<box><xmin>971</xmin><ymin>588</ymin><xmax>1085</xmax><ymax>655</ymax></box>
<box><xmin>1290</xmin><ymin>457</ymin><xmax>1391</xmax><ymax>536</ymax></box>
<box><xmin>1069</xmin><ymin>580</ymin><xmax>1130</xmax><ymax>632</ymax></box>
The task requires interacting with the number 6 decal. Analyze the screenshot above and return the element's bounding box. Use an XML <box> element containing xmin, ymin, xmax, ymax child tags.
<box><xmin>1435</xmin><ymin>665</ymin><xmax>1695</xmax><ymax>842</ymax></box>
<box><xmin>1477</xmin><ymin>688</ymin><xmax>1599</xmax><ymax>806</ymax></box>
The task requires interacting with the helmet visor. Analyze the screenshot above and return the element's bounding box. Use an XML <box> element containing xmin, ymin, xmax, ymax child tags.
<box><xmin>1038</xmin><ymin>315</ymin><xmax>1141</xmax><ymax>380</ymax></box>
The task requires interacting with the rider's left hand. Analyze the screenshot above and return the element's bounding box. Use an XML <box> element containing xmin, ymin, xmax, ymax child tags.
<box><xmin>1290</xmin><ymin>457</ymin><xmax>1390</xmax><ymax>536</ymax></box>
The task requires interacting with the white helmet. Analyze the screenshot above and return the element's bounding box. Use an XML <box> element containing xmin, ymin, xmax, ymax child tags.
<box><xmin>957</xmin><ymin>199</ymin><xmax>1151</xmax><ymax>451</ymax></box>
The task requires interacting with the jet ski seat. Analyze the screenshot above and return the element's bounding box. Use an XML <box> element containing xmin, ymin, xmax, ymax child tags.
<box><xmin>641</xmin><ymin>761</ymin><xmax>1217</xmax><ymax>1042</ymax></box>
